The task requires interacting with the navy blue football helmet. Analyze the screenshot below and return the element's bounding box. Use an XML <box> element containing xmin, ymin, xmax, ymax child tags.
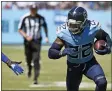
<box><xmin>67</xmin><ymin>7</ymin><xmax>87</xmax><ymax>34</ymax></box>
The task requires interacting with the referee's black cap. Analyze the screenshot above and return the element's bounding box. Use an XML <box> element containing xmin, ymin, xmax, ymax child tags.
<box><xmin>29</xmin><ymin>4</ymin><xmax>38</xmax><ymax>9</ymax></box>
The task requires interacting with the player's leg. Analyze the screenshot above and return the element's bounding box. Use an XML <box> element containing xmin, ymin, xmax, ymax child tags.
<box><xmin>32</xmin><ymin>42</ymin><xmax>41</xmax><ymax>84</ymax></box>
<box><xmin>84</xmin><ymin>57</ymin><xmax>107</xmax><ymax>91</ymax></box>
<box><xmin>24</xmin><ymin>43</ymin><xmax>32</xmax><ymax>78</ymax></box>
<box><xmin>66</xmin><ymin>61</ymin><xmax>84</xmax><ymax>91</ymax></box>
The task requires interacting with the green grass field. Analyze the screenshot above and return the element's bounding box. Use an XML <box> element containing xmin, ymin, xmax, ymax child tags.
<box><xmin>2</xmin><ymin>45</ymin><xmax>111</xmax><ymax>90</ymax></box>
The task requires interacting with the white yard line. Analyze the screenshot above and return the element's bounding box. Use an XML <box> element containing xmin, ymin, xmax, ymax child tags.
<box><xmin>29</xmin><ymin>81</ymin><xmax>112</xmax><ymax>89</ymax></box>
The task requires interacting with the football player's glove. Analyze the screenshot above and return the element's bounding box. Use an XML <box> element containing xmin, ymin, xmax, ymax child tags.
<box><xmin>7</xmin><ymin>61</ymin><xmax>24</xmax><ymax>75</ymax></box>
<box><xmin>95</xmin><ymin>45</ymin><xmax>111</xmax><ymax>55</ymax></box>
<box><xmin>60</xmin><ymin>48</ymin><xmax>76</xmax><ymax>56</ymax></box>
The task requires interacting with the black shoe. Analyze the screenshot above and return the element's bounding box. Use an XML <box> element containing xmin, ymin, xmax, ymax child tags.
<box><xmin>33</xmin><ymin>80</ymin><xmax>38</xmax><ymax>84</ymax></box>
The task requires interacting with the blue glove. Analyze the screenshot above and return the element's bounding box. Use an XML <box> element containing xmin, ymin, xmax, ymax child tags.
<box><xmin>95</xmin><ymin>45</ymin><xmax>111</xmax><ymax>55</ymax></box>
<box><xmin>60</xmin><ymin>48</ymin><xmax>76</xmax><ymax>56</ymax></box>
<box><xmin>9</xmin><ymin>61</ymin><xmax>24</xmax><ymax>75</ymax></box>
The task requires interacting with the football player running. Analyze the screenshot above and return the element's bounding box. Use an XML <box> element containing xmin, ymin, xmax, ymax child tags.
<box><xmin>2</xmin><ymin>52</ymin><xmax>24</xmax><ymax>75</ymax></box>
<box><xmin>48</xmin><ymin>7</ymin><xmax>111</xmax><ymax>91</ymax></box>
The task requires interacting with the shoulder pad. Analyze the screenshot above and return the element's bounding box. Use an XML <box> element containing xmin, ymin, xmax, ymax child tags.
<box><xmin>90</xmin><ymin>20</ymin><xmax>101</xmax><ymax>30</ymax></box>
<box><xmin>56</xmin><ymin>23</ymin><xmax>67</xmax><ymax>34</ymax></box>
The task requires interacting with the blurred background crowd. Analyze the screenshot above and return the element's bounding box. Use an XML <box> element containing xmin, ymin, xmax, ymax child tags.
<box><xmin>2</xmin><ymin>1</ymin><xmax>111</xmax><ymax>44</ymax></box>
<box><xmin>2</xmin><ymin>1</ymin><xmax>111</xmax><ymax>10</ymax></box>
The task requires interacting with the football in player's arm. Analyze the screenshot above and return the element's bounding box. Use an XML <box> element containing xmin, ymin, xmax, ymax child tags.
<box><xmin>48</xmin><ymin>7</ymin><xmax>111</xmax><ymax>91</ymax></box>
<box><xmin>94</xmin><ymin>29</ymin><xmax>111</xmax><ymax>55</ymax></box>
<box><xmin>2</xmin><ymin>52</ymin><xmax>24</xmax><ymax>75</ymax></box>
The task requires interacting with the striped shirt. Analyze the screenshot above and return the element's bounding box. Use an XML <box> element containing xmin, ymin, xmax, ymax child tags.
<box><xmin>18</xmin><ymin>12</ymin><xmax>48</xmax><ymax>40</ymax></box>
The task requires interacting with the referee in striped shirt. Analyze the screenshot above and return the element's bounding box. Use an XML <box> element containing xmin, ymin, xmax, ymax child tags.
<box><xmin>18</xmin><ymin>4</ymin><xmax>49</xmax><ymax>84</ymax></box>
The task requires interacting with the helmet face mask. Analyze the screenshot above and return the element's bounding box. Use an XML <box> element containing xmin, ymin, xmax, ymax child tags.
<box><xmin>68</xmin><ymin>19</ymin><xmax>86</xmax><ymax>34</ymax></box>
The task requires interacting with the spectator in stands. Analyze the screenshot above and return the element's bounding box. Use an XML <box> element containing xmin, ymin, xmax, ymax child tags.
<box><xmin>2</xmin><ymin>1</ymin><xmax>111</xmax><ymax>10</ymax></box>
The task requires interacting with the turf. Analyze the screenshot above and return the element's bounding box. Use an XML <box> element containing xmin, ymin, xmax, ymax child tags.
<box><xmin>2</xmin><ymin>45</ymin><xmax>111</xmax><ymax>90</ymax></box>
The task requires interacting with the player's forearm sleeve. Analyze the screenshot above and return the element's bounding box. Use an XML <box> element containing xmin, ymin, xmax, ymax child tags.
<box><xmin>2</xmin><ymin>52</ymin><xmax>9</xmax><ymax>63</ymax></box>
<box><xmin>48</xmin><ymin>43</ymin><xmax>62</xmax><ymax>59</ymax></box>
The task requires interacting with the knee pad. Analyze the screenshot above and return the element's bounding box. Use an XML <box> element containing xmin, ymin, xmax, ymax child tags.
<box><xmin>86</xmin><ymin>64</ymin><xmax>105</xmax><ymax>80</ymax></box>
<box><xmin>95</xmin><ymin>75</ymin><xmax>107</xmax><ymax>88</ymax></box>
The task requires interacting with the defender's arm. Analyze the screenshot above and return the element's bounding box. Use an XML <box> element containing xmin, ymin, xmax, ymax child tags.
<box><xmin>2</xmin><ymin>52</ymin><xmax>24</xmax><ymax>75</ymax></box>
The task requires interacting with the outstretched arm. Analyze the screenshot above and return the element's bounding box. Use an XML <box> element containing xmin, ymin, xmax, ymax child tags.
<box><xmin>48</xmin><ymin>37</ymin><xmax>64</xmax><ymax>59</ymax></box>
<box><xmin>2</xmin><ymin>52</ymin><xmax>24</xmax><ymax>75</ymax></box>
<box><xmin>2</xmin><ymin>52</ymin><xmax>9</xmax><ymax>63</ymax></box>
